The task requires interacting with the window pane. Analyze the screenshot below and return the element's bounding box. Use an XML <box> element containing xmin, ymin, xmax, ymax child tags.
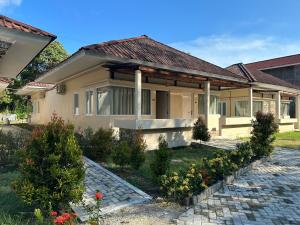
<box><xmin>198</xmin><ymin>94</ymin><xmax>205</xmax><ymax>114</ymax></box>
<box><xmin>281</xmin><ymin>103</ymin><xmax>289</xmax><ymax>117</ymax></box>
<box><xmin>85</xmin><ymin>91</ymin><xmax>93</xmax><ymax>114</ymax></box>
<box><xmin>142</xmin><ymin>89</ymin><xmax>151</xmax><ymax>115</ymax></box>
<box><xmin>210</xmin><ymin>96</ymin><xmax>219</xmax><ymax>114</ymax></box>
<box><xmin>253</xmin><ymin>101</ymin><xmax>263</xmax><ymax>116</ymax></box>
<box><xmin>235</xmin><ymin>101</ymin><xmax>249</xmax><ymax>117</ymax></box>
<box><xmin>96</xmin><ymin>88</ymin><xmax>110</xmax><ymax>115</ymax></box>
<box><xmin>218</xmin><ymin>102</ymin><xmax>226</xmax><ymax>116</ymax></box>
<box><xmin>73</xmin><ymin>94</ymin><xmax>79</xmax><ymax>115</ymax></box>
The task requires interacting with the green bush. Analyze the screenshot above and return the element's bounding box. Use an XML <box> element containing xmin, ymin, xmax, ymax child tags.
<box><xmin>150</xmin><ymin>136</ymin><xmax>172</xmax><ymax>181</ymax></box>
<box><xmin>75</xmin><ymin>127</ymin><xmax>93</xmax><ymax>153</ymax></box>
<box><xmin>235</xmin><ymin>141</ymin><xmax>253</xmax><ymax>166</ymax></box>
<box><xmin>112</xmin><ymin>141</ymin><xmax>131</xmax><ymax>168</ymax></box>
<box><xmin>87</xmin><ymin>128</ymin><xmax>115</xmax><ymax>162</ymax></box>
<box><xmin>14</xmin><ymin>115</ymin><xmax>85</xmax><ymax>211</ymax></box>
<box><xmin>250</xmin><ymin>112</ymin><xmax>278</xmax><ymax>158</ymax></box>
<box><xmin>192</xmin><ymin>117</ymin><xmax>211</xmax><ymax>143</ymax></box>
<box><xmin>129</xmin><ymin>130</ymin><xmax>146</xmax><ymax>170</ymax></box>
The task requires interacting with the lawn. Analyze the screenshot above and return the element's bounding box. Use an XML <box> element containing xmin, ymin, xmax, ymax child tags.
<box><xmin>102</xmin><ymin>145</ymin><xmax>221</xmax><ymax>195</ymax></box>
<box><xmin>0</xmin><ymin>167</ymin><xmax>34</xmax><ymax>225</ymax></box>
<box><xmin>274</xmin><ymin>131</ymin><xmax>300</xmax><ymax>149</ymax></box>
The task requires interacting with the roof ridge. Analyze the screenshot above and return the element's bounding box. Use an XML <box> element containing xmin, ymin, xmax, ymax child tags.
<box><xmin>247</xmin><ymin>53</ymin><xmax>300</xmax><ymax>66</ymax></box>
<box><xmin>238</xmin><ymin>63</ymin><xmax>257</xmax><ymax>82</ymax></box>
<box><xmin>82</xmin><ymin>35</ymin><xmax>149</xmax><ymax>50</ymax></box>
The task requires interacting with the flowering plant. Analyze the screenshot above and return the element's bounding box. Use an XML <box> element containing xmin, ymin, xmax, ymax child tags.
<box><xmin>51</xmin><ymin>211</ymin><xmax>78</xmax><ymax>225</ymax></box>
<box><xmin>82</xmin><ymin>190</ymin><xmax>104</xmax><ymax>225</ymax></box>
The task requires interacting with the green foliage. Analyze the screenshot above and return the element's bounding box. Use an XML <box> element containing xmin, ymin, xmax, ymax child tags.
<box><xmin>0</xmin><ymin>130</ymin><xmax>30</xmax><ymax>167</ymax></box>
<box><xmin>75</xmin><ymin>127</ymin><xmax>93</xmax><ymax>153</ymax></box>
<box><xmin>0</xmin><ymin>211</ymin><xmax>32</xmax><ymax>225</ymax></box>
<box><xmin>87</xmin><ymin>128</ymin><xmax>115</xmax><ymax>162</ymax></box>
<box><xmin>192</xmin><ymin>117</ymin><xmax>211</xmax><ymax>142</ymax></box>
<box><xmin>129</xmin><ymin>130</ymin><xmax>146</xmax><ymax>170</ymax></box>
<box><xmin>34</xmin><ymin>208</ymin><xmax>44</xmax><ymax>225</ymax></box>
<box><xmin>235</xmin><ymin>141</ymin><xmax>253</xmax><ymax>166</ymax></box>
<box><xmin>250</xmin><ymin>112</ymin><xmax>278</xmax><ymax>158</ymax></box>
<box><xmin>14</xmin><ymin>115</ymin><xmax>85</xmax><ymax>211</ymax></box>
<box><xmin>160</xmin><ymin>164</ymin><xmax>205</xmax><ymax>203</ymax></box>
<box><xmin>150</xmin><ymin>136</ymin><xmax>172</xmax><ymax>181</ymax></box>
<box><xmin>112</xmin><ymin>141</ymin><xmax>131</xmax><ymax>168</ymax></box>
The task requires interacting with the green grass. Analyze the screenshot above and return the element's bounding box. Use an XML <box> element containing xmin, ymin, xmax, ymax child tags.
<box><xmin>274</xmin><ymin>131</ymin><xmax>300</xmax><ymax>149</ymax></box>
<box><xmin>102</xmin><ymin>145</ymin><xmax>220</xmax><ymax>195</ymax></box>
<box><xmin>0</xmin><ymin>167</ymin><xmax>34</xmax><ymax>225</ymax></box>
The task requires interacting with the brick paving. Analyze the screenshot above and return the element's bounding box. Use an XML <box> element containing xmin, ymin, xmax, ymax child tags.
<box><xmin>176</xmin><ymin>148</ymin><xmax>300</xmax><ymax>225</ymax></box>
<box><xmin>72</xmin><ymin>157</ymin><xmax>152</xmax><ymax>221</ymax></box>
<box><xmin>202</xmin><ymin>139</ymin><xmax>242</xmax><ymax>150</ymax></box>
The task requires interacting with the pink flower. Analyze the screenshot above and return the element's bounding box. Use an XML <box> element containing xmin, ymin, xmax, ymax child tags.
<box><xmin>50</xmin><ymin>211</ymin><xmax>58</xmax><ymax>217</ymax></box>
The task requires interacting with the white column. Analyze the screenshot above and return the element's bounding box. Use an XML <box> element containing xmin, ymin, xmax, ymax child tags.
<box><xmin>249</xmin><ymin>87</ymin><xmax>253</xmax><ymax>117</ymax></box>
<box><xmin>275</xmin><ymin>91</ymin><xmax>281</xmax><ymax>120</ymax></box>
<box><xmin>296</xmin><ymin>95</ymin><xmax>300</xmax><ymax>129</ymax></box>
<box><xmin>135</xmin><ymin>69</ymin><xmax>142</xmax><ymax>120</ymax></box>
<box><xmin>204</xmin><ymin>81</ymin><xmax>210</xmax><ymax>126</ymax></box>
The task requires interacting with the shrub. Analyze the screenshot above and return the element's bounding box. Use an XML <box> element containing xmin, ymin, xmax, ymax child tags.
<box><xmin>235</xmin><ymin>141</ymin><xmax>253</xmax><ymax>166</ymax></box>
<box><xmin>129</xmin><ymin>130</ymin><xmax>146</xmax><ymax>170</ymax></box>
<box><xmin>87</xmin><ymin>128</ymin><xmax>115</xmax><ymax>162</ymax></box>
<box><xmin>75</xmin><ymin>127</ymin><xmax>93</xmax><ymax>153</ymax></box>
<box><xmin>250</xmin><ymin>112</ymin><xmax>278</xmax><ymax>158</ymax></box>
<box><xmin>112</xmin><ymin>141</ymin><xmax>131</xmax><ymax>168</ymax></box>
<box><xmin>192</xmin><ymin>117</ymin><xmax>211</xmax><ymax>143</ymax></box>
<box><xmin>14</xmin><ymin>115</ymin><xmax>85</xmax><ymax>211</ymax></box>
<box><xmin>202</xmin><ymin>156</ymin><xmax>232</xmax><ymax>182</ymax></box>
<box><xmin>150</xmin><ymin>135</ymin><xmax>172</xmax><ymax>181</ymax></box>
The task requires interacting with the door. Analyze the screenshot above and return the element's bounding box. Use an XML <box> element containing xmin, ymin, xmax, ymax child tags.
<box><xmin>156</xmin><ymin>91</ymin><xmax>169</xmax><ymax>119</ymax></box>
<box><xmin>182</xmin><ymin>94</ymin><xmax>192</xmax><ymax>119</ymax></box>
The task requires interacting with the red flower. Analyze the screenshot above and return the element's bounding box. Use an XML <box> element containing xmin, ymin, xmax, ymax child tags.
<box><xmin>95</xmin><ymin>191</ymin><xmax>103</xmax><ymax>200</ymax></box>
<box><xmin>54</xmin><ymin>216</ymin><xmax>65</xmax><ymax>225</ymax></box>
<box><xmin>50</xmin><ymin>211</ymin><xmax>58</xmax><ymax>217</ymax></box>
<box><xmin>61</xmin><ymin>213</ymin><xmax>71</xmax><ymax>221</ymax></box>
<box><xmin>71</xmin><ymin>213</ymin><xmax>78</xmax><ymax>219</ymax></box>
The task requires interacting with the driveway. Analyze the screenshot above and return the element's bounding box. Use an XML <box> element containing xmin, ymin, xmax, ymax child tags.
<box><xmin>177</xmin><ymin>148</ymin><xmax>300</xmax><ymax>225</ymax></box>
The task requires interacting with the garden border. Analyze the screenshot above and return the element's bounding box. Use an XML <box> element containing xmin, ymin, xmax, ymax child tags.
<box><xmin>191</xmin><ymin>156</ymin><xmax>270</xmax><ymax>205</ymax></box>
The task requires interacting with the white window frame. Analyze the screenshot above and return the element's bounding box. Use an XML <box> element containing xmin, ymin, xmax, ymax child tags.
<box><xmin>73</xmin><ymin>93</ymin><xmax>80</xmax><ymax>116</ymax></box>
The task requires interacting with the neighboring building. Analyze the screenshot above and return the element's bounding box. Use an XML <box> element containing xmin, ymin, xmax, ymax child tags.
<box><xmin>17</xmin><ymin>36</ymin><xmax>300</xmax><ymax>149</ymax></box>
<box><xmin>247</xmin><ymin>54</ymin><xmax>300</xmax><ymax>88</ymax></box>
<box><xmin>0</xmin><ymin>15</ymin><xmax>56</xmax><ymax>79</ymax></box>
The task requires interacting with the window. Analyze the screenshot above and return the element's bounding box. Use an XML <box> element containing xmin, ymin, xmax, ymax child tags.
<box><xmin>281</xmin><ymin>102</ymin><xmax>290</xmax><ymax>117</ymax></box>
<box><xmin>73</xmin><ymin>93</ymin><xmax>79</xmax><ymax>115</ymax></box>
<box><xmin>198</xmin><ymin>94</ymin><xmax>205</xmax><ymax>114</ymax></box>
<box><xmin>235</xmin><ymin>101</ymin><xmax>249</xmax><ymax>117</ymax></box>
<box><xmin>110</xmin><ymin>86</ymin><xmax>151</xmax><ymax>115</ymax></box>
<box><xmin>85</xmin><ymin>90</ymin><xmax>93</xmax><ymax>115</ymax></box>
<box><xmin>253</xmin><ymin>101</ymin><xmax>263</xmax><ymax>116</ymax></box>
<box><xmin>218</xmin><ymin>101</ymin><xmax>226</xmax><ymax>116</ymax></box>
<box><xmin>96</xmin><ymin>88</ymin><xmax>110</xmax><ymax>115</ymax></box>
<box><xmin>210</xmin><ymin>96</ymin><xmax>219</xmax><ymax>114</ymax></box>
<box><xmin>32</xmin><ymin>101</ymin><xmax>40</xmax><ymax>114</ymax></box>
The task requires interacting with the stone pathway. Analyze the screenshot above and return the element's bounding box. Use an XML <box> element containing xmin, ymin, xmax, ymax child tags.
<box><xmin>202</xmin><ymin>138</ymin><xmax>242</xmax><ymax>150</ymax></box>
<box><xmin>176</xmin><ymin>148</ymin><xmax>300</xmax><ymax>225</ymax></box>
<box><xmin>72</xmin><ymin>157</ymin><xmax>152</xmax><ymax>222</ymax></box>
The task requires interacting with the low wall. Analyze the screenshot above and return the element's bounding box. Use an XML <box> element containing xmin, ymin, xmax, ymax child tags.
<box><xmin>220</xmin><ymin>125</ymin><xmax>252</xmax><ymax>138</ymax></box>
<box><xmin>278</xmin><ymin>123</ymin><xmax>295</xmax><ymax>133</ymax></box>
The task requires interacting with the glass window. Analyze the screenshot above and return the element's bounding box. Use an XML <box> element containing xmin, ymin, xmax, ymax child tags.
<box><xmin>235</xmin><ymin>101</ymin><xmax>249</xmax><ymax>117</ymax></box>
<box><xmin>141</xmin><ymin>89</ymin><xmax>151</xmax><ymax>115</ymax></box>
<box><xmin>73</xmin><ymin>93</ymin><xmax>79</xmax><ymax>115</ymax></box>
<box><xmin>253</xmin><ymin>101</ymin><xmax>263</xmax><ymax>116</ymax></box>
<box><xmin>210</xmin><ymin>96</ymin><xmax>219</xmax><ymax>114</ymax></box>
<box><xmin>281</xmin><ymin>102</ymin><xmax>290</xmax><ymax>117</ymax></box>
<box><xmin>198</xmin><ymin>94</ymin><xmax>205</xmax><ymax>114</ymax></box>
<box><xmin>218</xmin><ymin>101</ymin><xmax>226</xmax><ymax>116</ymax></box>
<box><xmin>85</xmin><ymin>90</ymin><xmax>93</xmax><ymax>115</ymax></box>
<box><xmin>96</xmin><ymin>88</ymin><xmax>110</xmax><ymax>115</ymax></box>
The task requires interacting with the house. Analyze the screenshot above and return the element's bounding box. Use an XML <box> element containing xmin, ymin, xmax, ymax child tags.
<box><xmin>17</xmin><ymin>35</ymin><xmax>300</xmax><ymax>149</ymax></box>
<box><xmin>0</xmin><ymin>15</ymin><xmax>56</xmax><ymax>80</ymax></box>
<box><xmin>247</xmin><ymin>54</ymin><xmax>300</xmax><ymax>88</ymax></box>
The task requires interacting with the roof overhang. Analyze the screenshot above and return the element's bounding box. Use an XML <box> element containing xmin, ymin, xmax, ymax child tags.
<box><xmin>252</xmin><ymin>82</ymin><xmax>300</xmax><ymax>95</ymax></box>
<box><xmin>16</xmin><ymin>82</ymin><xmax>54</xmax><ymax>95</ymax></box>
<box><xmin>0</xmin><ymin>26</ymin><xmax>55</xmax><ymax>78</ymax></box>
<box><xmin>36</xmin><ymin>49</ymin><xmax>248</xmax><ymax>86</ymax></box>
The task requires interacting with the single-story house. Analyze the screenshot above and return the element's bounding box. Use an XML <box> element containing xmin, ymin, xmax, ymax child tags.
<box><xmin>17</xmin><ymin>35</ymin><xmax>300</xmax><ymax>149</ymax></box>
<box><xmin>0</xmin><ymin>15</ymin><xmax>56</xmax><ymax>79</ymax></box>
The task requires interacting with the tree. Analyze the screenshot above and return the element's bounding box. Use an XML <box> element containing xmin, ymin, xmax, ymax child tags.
<box><xmin>192</xmin><ymin>117</ymin><xmax>211</xmax><ymax>143</ymax></box>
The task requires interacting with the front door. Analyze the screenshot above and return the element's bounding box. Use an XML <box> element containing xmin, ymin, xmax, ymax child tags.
<box><xmin>156</xmin><ymin>91</ymin><xmax>169</xmax><ymax>119</ymax></box>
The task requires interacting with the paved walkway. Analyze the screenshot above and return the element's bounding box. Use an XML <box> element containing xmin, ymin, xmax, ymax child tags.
<box><xmin>202</xmin><ymin>138</ymin><xmax>242</xmax><ymax>150</ymax></box>
<box><xmin>177</xmin><ymin>148</ymin><xmax>300</xmax><ymax>225</ymax></box>
<box><xmin>72</xmin><ymin>157</ymin><xmax>152</xmax><ymax>221</ymax></box>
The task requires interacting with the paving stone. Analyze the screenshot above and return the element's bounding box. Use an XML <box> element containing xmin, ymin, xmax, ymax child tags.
<box><xmin>176</xmin><ymin>147</ymin><xmax>300</xmax><ymax>225</ymax></box>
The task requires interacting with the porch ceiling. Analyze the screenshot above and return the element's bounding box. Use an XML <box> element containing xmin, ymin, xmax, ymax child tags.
<box><xmin>105</xmin><ymin>63</ymin><xmax>250</xmax><ymax>89</ymax></box>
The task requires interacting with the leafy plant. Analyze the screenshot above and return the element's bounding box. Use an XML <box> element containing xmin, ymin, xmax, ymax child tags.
<box><xmin>14</xmin><ymin>114</ymin><xmax>85</xmax><ymax>211</ymax></box>
<box><xmin>250</xmin><ymin>112</ymin><xmax>278</xmax><ymax>158</ymax></box>
<box><xmin>112</xmin><ymin>141</ymin><xmax>131</xmax><ymax>168</ymax></box>
<box><xmin>192</xmin><ymin>117</ymin><xmax>211</xmax><ymax>143</ymax></box>
<box><xmin>235</xmin><ymin>141</ymin><xmax>253</xmax><ymax>166</ymax></box>
<box><xmin>82</xmin><ymin>190</ymin><xmax>104</xmax><ymax>225</ymax></box>
<box><xmin>150</xmin><ymin>135</ymin><xmax>172</xmax><ymax>181</ymax></box>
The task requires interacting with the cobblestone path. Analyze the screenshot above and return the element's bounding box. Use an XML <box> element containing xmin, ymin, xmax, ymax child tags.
<box><xmin>177</xmin><ymin>148</ymin><xmax>300</xmax><ymax>225</ymax></box>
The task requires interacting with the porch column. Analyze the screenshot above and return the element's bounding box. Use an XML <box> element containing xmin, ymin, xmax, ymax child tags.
<box><xmin>249</xmin><ymin>87</ymin><xmax>253</xmax><ymax>117</ymax></box>
<box><xmin>135</xmin><ymin>69</ymin><xmax>142</xmax><ymax>120</ymax></box>
<box><xmin>204</xmin><ymin>81</ymin><xmax>210</xmax><ymax>126</ymax></box>
<box><xmin>296</xmin><ymin>95</ymin><xmax>300</xmax><ymax>129</ymax></box>
<box><xmin>275</xmin><ymin>91</ymin><xmax>281</xmax><ymax>120</ymax></box>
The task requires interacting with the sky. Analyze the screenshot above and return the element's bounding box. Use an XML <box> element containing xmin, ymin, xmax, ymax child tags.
<box><xmin>2</xmin><ymin>0</ymin><xmax>300</xmax><ymax>67</ymax></box>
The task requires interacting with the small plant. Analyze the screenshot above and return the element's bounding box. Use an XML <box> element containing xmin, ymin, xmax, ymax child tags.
<box><xmin>112</xmin><ymin>141</ymin><xmax>131</xmax><ymax>168</ymax></box>
<box><xmin>129</xmin><ymin>130</ymin><xmax>146</xmax><ymax>170</ymax></box>
<box><xmin>51</xmin><ymin>211</ymin><xmax>78</xmax><ymax>225</ymax></box>
<box><xmin>88</xmin><ymin>128</ymin><xmax>115</xmax><ymax>162</ymax></box>
<box><xmin>150</xmin><ymin>135</ymin><xmax>172</xmax><ymax>181</ymax></box>
<box><xmin>34</xmin><ymin>208</ymin><xmax>44</xmax><ymax>225</ymax></box>
<box><xmin>192</xmin><ymin>117</ymin><xmax>211</xmax><ymax>143</ymax></box>
<box><xmin>14</xmin><ymin>114</ymin><xmax>85</xmax><ymax>211</ymax></box>
<box><xmin>82</xmin><ymin>190</ymin><xmax>104</xmax><ymax>225</ymax></box>
<box><xmin>75</xmin><ymin>127</ymin><xmax>93</xmax><ymax>152</ymax></box>
<box><xmin>235</xmin><ymin>141</ymin><xmax>253</xmax><ymax>166</ymax></box>
<box><xmin>250</xmin><ymin>112</ymin><xmax>278</xmax><ymax>158</ymax></box>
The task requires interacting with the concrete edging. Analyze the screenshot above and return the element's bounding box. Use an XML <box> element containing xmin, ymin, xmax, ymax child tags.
<box><xmin>191</xmin><ymin>156</ymin><xmax>270</xmax><ymax>205</ymax></box>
